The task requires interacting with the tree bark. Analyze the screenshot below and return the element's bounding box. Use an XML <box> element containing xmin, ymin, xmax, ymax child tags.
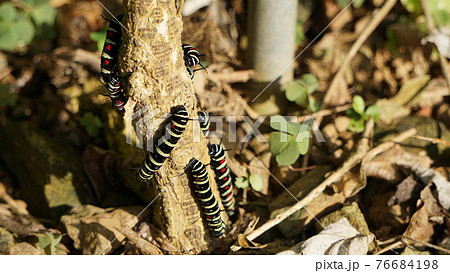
<box><xmin>120</xmin><ymin>0</ymin><xmax>216</xmax><ymax>253</ymax></box>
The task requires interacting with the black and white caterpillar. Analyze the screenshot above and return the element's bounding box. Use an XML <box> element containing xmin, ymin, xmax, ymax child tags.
<box><xmin>189</xmin><ymin>158</ymin><xmax>225</xmax><ymax>237</ymax></box>
<box><xmin>137</xmin><ymin>106</ymin><xmax>189</xmax><ymax>181</ymax></box>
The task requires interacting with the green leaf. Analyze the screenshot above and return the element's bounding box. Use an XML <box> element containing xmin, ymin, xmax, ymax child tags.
<box><xmin>80</xmin><ymin>113</ymin><xmax>103</xmax><ymax>137</ymax></box>
<box><xmin>90</xmin><ymin>28</ymin><xmax>107</xmax><ymax>52</ymax></box>
<box><xmin>0</xmin><ymin>2</ymin><xmax>17</xmax><ymax>22</ymax></box>
<box><xmin>352</xmin><ymin>95</ymin><xmax>365</xmax><ymax>115</ymax></box>
<box><xmin>345</xmin><ymin>107</ymin><xmax>360</xmax><ymax>120</ymax></box>
<box><xmin>31</xmin><ymin>2</ymin><xmax>57</xmax><ymax>26</ymax></box>
<box><xmin>37</xmin><ymin>234</ymin><xmax>51</xmax><ymax>249</ymax></box>
<box><xmin>365</xmin><ymin>105</ymin><xmax>380</xmax><ymax>121</ymax></box>
<box><xmin>299</xmin><ymin>74</ymin><xmax>319</xmax><ymax>95</ymax></box>
<box><xmin>0</xmin><ymin>85</ymin><xmax>17</xmax><ymax>107</ymax></box>
<box><xmin>428</xmin><ymin>0</ymin><xmax>450</xmax><ymax>27</ymax></box>
<box><xmin>286</xmin><ymin>121</ymin><xmax>302</xmax><ymax>136</ymax></box>
<box><xmin>13</xmin><ymin>18</ymin><xmax>35</xmax><ymax>44</ymax></box>
<box><xmin>269</xmin><ymin>132</ymin><xmax>290</xmax><ymax>155</ymax></box>
<box><xmin>270</xmin><ymin>115</ymin><xmax>303</xmax><ymax>136</ymax></box>
<box><xmin>400</xmin><ymin>0</ymin><xmax>422</xmax><ymax>13</ymax></box>
<box><xmin>275</xmin><ymin>138</ymin><xmax>301</xmax><ymax>166</ymax></box>
<box><xmin>270</xmin><ymin>115</ymin><xmax>287</xmax><ymax>131</ymax></box>
<box><xmin>235</xmin><ymin>177</ymin><xmax>249</xmax><ymax>189</ymax></box>
<box><xmin>308</xmin><ymin>96</ymin><xmax>320</xmax><ymax>112</ymax></box>
<box><xmin>295</xmin><ymin>130</ymin><xmax>310</xmax><ymax>155</ymax></box>
<box><xmin>348</xmin><ymin>118</ymin><xmax>365</xmax><ymax>133</ymax></box>
<box><xmin>249</xmin><ymin>174</ymin><xmax>263</xmax><ymax>192</ymax></box>
<box><xmin>286</xmin><ymin>82</ymin><xmax>308</xmax><ymax>106</ymax></box>
<box><xmin>0</xmin><ymin>22</ymin><xmax>18</xmax><ymax>50</ymax></box>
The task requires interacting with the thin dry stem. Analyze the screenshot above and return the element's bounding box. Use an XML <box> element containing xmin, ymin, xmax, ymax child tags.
<box><xmin>323</xmin><ymin>0</ymin><xmax>398</xmax><ymax>106</ymax></box>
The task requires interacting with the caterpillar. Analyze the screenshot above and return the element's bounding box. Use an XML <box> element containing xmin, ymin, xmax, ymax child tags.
<box><xmin>101</xmin><ymin>15</ymin><xmax>123</xmax><ymax>82</ymax></box>
<box><xmin>137</xmin><ymin>106</ymin><xmax>189</xmax><ymax>181</ymax></box>
<box><xmin>182</xmin><ymin>43</ymin><xmax>201</xmax><ymax>67</ymax></box>
<box><xmin>182</xmin><ymin>43</ymin><xmax>207</xmax><ymax>80</ymax></box>
<box><xmin>104</xmin><ymin>74</ymin><xmax>127</xmax><ymax>112</ymax></box>
<box><xmin>189</xmin><ymin>158</ymin><xmax>225</xmax><ymax>237</ymax></box>
<box><xmin>197</xmin><ymin>111</ymin><xmax>210</xmax><ymax>137</ymax></box>
<box><xmin>208</xmin><ymin>144</ymin><xmax>237</xmax><ymax>218</ymax></box>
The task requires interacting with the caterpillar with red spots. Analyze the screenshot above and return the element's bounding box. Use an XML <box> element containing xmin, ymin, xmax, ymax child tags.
<box><xmin>137</xmin><ymin>106</ymin><xmax>189</xmax><ymax>182</ymax></box>
<box><xmin>104</xmin><ymin>74</ymin><xmax>127</xmax><ymax>112</ymax></box>
<box><xmin>101</xmin><ymin>15</ymin><xmax>123</xmax><ymax>82</ymax></box>
<box><xmin>208</xmin><ymin>144</ymin><xmax>237</xmax><ymax>218</ymax></box>
<box><xmin>189</xmin><ymin>158</ymin><xmax>225</xmax><ymax>237</ymax></box>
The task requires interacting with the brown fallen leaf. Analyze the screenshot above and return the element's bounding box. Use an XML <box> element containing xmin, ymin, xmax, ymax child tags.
<box><xmin>403</xmin><ymin>186</ymin><xmax>444</xmax><ymax>247</ymax></box>
<box><xmin>235</xmin><ymin>234</ymin><xmax>267</xmax><ymax>250</ymax></box>
<box><xmin>277</xmin><ymin>218</ymin><xmax>374</xmax><ymax>255</ymax></box>
<box><xmin>363</xmin><ymin>145</ymin><xmax>432</xmax><ymax>183</ymax></box>
<box><xmin>388</xmin><ymin>175</ymin><xmax>422</xmax><ymax>207</ymax></box>
<box><xmin>61</xmin><ymin>205</ymin><xmax>147</xmax><ymax>255</ymax></box>
<box><xmin>404</xmin><ymin>164</ymin><xmax>450</xmax><ymax>210</ymax></box>
<box><xmin>9</xmin><ymin>242</ymin><xmax>44</xmax><ymax>255</ymax></box>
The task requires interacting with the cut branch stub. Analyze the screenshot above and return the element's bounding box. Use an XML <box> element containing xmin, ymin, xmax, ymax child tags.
<box><xmin>120</xmin><ymin>0</ymin><xmax>221</xmax><ymax>253</ymax></box>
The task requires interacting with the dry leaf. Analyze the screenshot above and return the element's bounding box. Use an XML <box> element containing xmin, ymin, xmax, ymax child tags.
<box><xmin>388</xmin><ymin>175</ymin><xmax>422</xmax><ymax>206</ymax></box>
<box><xmin>236</xmin><ymin>234</ymin><xmax>267</xmax><ymax>249</ymax></box>
<box><xmin>61</xmin><ymin>205</ymin><xmax>146</xmax><ymax>255</ymax></box>
<box><xmin>391</xmin><ymin>75</ymin><xmax>431</xmax><ymax>106</ymax></box>
<box><xmin>406</xmin><ymin>165</ymin><xmax>450</xmax><ymax>210</ymax></box>
<box><xmin>422</xmin><ymin>27</ymin><xmax>450</xmax><ymax>59</ymax></box>
<box><xmin>403</xmin><ymin>186</ymin><xmax>444</xmax><ymax>247</ymax></box>
<box><xmin>280</xmin><ymin>218</ymin><xmax>374</xmax><ymax>255</ymax></box>
<box><xmin>363</xmin><ymin>145</ymin><xmax>432</xmax><ymax>182</ymax></box>
<box><xmin>376</xmin><ymin>99</ymin><xmax>410</xmax><ymax>124</ymax></box>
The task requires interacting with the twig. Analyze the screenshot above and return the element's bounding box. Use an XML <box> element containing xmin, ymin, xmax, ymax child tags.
<box><xmin>376</xmin><ymin>235</ymin><xmax>402</xmax><ymax>246</ymax></box>
<box><xmin>246</xmin><ymin>123</ymin><xmax>417</xmax><ymax>242</ymax></box>
<box><xmin>288</xmin><ymin>165</ymin><xmax>317</xmax><ymax>172</ymax></box>
<box><xmin>420</xmin><ymin>0</ymin><xmax>450</xmax><ymax>88</ymax></box>
<box><xmin>207</xmin><ymin>70</ymin><xmax>257</xmax><ymax>83</ymax></box>
<box><xmin>322</xmin><ymin>0</ymin><xmax>398</xmax><ymax>106</ymax></box>
<box><xmin>413</xmin><ymin>135</ymin><xmax>450</xmax><ymax>146</ymax></box>
<box><xmin>402</xmin><ymin>235</ymin><xmax>450</xmax><ymax>254</ymax></box>
<box><xmin>374</xmin><ymin>241</ymin><xmax>404</xmax><ymax>255</ymax></box>
<box><xmin>297</xmin><ymin>104</ymin><xmax>351</xmax><ymax>123</ymax></box>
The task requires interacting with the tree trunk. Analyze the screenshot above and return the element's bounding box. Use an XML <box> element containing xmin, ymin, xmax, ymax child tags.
<box><xmin>120</xmin><ymin>0</ymin><xmax>216</xmax><ymax>253</ymax></box>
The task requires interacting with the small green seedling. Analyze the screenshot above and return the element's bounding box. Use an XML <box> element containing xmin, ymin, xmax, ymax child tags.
<box><xmin>234</xmin><ymin>166</ymin><xmax>263</xmax><ymax>192</ymax></box>
<box><xmin>37</xmin><ymin>232</ymin><xmax>64</xmax><ymax>255</ymax></box>
<box><xmin>80</xmin><ymin>112</ymin><xmax>103</xmax><ymax>137</ymax></box>
<box><xmin>346</xmin><ymin>95</ymin><xmax>380</xmax><ymax>133</ymax></box>
<box><xmin>286</xmin><ymin>73</ymin><xmax>320</xmax><ymax>112</ymax></box>
<box><xmin>269</xmin><ymin>115</ymin><xmax>310</xmax><ymax>166</ymax></box>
